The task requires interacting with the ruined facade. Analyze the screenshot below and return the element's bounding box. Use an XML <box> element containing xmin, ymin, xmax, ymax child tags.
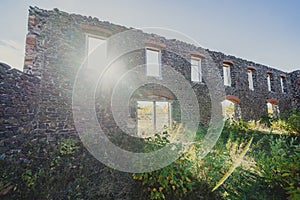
<box><xmin>1</xmin><ymin>6</ymin><xmax>300</xmax><ymax>142</ymax></box>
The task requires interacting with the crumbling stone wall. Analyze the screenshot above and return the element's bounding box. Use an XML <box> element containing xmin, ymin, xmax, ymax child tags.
<box><xmin>19</xmin><ymin>6</ymin><xmax>298</xmax><ymax>137</ymax></box>
<box><xmin>1</xmin><ymin>6</ymin><xmax>298</xmax><ymax>199</ymax></box>
<box><xmin>207</xmin><ymin>50</ymin><xmax>292</xmax><ymax>120</ymax></box>
<box><xmin>0</xmin><ymin>63</ymin><xmax>39</xmax><ymax>152</ymax></box>
<box><xmin>23</xmin><ymin>6</ymin><xmax>215</xmax><ymax>137</ymax></box>
<box><xmin>290</xmin><ymin>70</ymin><xmax>300</xmax><ymax>110</ymax></box>
<box><xmin>0</xmin><ymin>6</ymin><xmax>298</xmax><ymax>141</ymax></box>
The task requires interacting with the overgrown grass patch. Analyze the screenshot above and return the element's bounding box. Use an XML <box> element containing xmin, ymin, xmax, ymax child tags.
<box><xmin>1</xmin><ymin>110</ymin><xmax>299</xmax><ymax>199</ymax></box>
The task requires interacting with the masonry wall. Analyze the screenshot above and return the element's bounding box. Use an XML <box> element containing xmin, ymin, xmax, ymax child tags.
<box><xmin>20</xmin><ymin>6</ymin><xmax>298</xmax><ymax>137</ymax></box>
<box><xmin>290</xmin><ymin>70</ymin><xmax>300</xmax><ymax>110</ymax></box>
<box><xmin>207</xmin><ymin>51</ymin><xmax>292</xmax><ymax>120</ymax></box>
<box><xmin>23</xmin><ymin>6</ymin><xmax>215</xmax><ymax>137</ymax></box>
<box><xmin>0</xmin><ymin>63</ymin><xmax>40</xmax><ymax>152</ymax></box>
<box><xmin>1</xmin><ymin>6</ymin><xmax>298</xmax><ymax>199</ymax></box>
<box><xmin>24</xmin><ymin>7</ymin><xmax>109</xmax><ymax>137</ymax></box>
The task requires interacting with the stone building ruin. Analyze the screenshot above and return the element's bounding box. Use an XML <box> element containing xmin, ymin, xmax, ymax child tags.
<box><xmin>1</xmin><ymin>6</ymin><xmax>300</xmax><ymax>142</ymax></box>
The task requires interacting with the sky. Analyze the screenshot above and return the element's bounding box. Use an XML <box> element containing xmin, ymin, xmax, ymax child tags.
<box><xmin>0</xmin><ymin>0</ymin><xmax>299</xmax><ymax>72</ymax></box>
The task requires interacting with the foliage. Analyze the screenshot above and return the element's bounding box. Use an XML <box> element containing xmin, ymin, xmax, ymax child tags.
<box><xmin>255</xmin><ymin>135</ymin><xmax>300</xmax><ymax>200</ymax></box>
<box><xmin>286</xmin><ymin>110</ymin><xmax>300</xmax><ymax>134</ymax></box>
<box><xmin>0</xmin><ymin>136</ymin><xmax>138</xmax><ymax>199</ymax></box>
<box><xmin>133</xmin><ymin>132</ymin><xmax>195</xmax><ymax>200</ymax></box>
<box><xmin>193</xmin><ymin>125</ymin><xmax>260</xmax><ymax>200</ymax></box>
<box><xmin>58</xmin><ymin>138</ymin><xmax>79</xmax><ymax>156</ymax></box>
<box><xmin>270</xmin><ymin>119</ymin><xmax>290</xmax><ymax>133</ymax></box>
<box><xmin>259</xmin><ymin>114</ymin><xmax>273</xmax><ymax>128</ymax></box>
<box><xmin>133</xmin><ymin>117</ymin><xmax>300</xmax><ymax>200</ymax></box>
<box><xmin>258</xmin><ymin>109</ymin><xmax>300</xmax><ymax>135</ymax></box>
<box><xmin>1</xmin><ymin>110</ymin><xmax>300</xmax><ymax>199</ymax></box>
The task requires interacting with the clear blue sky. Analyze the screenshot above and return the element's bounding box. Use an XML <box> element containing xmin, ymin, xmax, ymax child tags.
<box><xmin>0</xmin><ymin>0</ymin><xmax>299</xmax><ymax>72</ymax></box>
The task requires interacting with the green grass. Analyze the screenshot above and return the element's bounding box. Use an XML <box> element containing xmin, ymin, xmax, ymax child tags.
<box><xmin>1</xmin><ymin>111</ymin><xmax>299</xmax><ymax>199</ymax></box>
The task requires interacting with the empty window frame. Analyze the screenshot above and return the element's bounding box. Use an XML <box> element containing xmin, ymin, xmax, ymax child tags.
<box><xmin>280</xmin><ymin>75</ymin><xmax>286</xmax><ymax>93</ymax></box>
<box><xmin>137</xmin><ymin>101</ymin><xmax>171</xmax><ymax>137</ymax></box>
<box><xmin>248</xmin><ymin>69</ymin><xmax>254</xmax><ymax>90</ymax></box>
<box><xmin>86</xmin><ymin>35</ymin><xmax>107</xmax><ymax>69</ymax></box>
<box><xmin>223</xmin><ymin>63</ymin><xmax>231</xmax><ymax>86</ymax></box>
<box><xmin>267</xmin><ymin>73</ymin><xmax>272</xmax><ymax>92</ymax></box>
<box><xmin>191</xmin><ymin>58</ymin><xmax>202</xmax><ymax>82</ymax></box>
<box><xmin>267</xmin><ymin>102</ymin><xmax>280</xmax><ymax>118</ymax></box>
<box><xmin>221</xmin><ymin>99</ymin><xmax>235</xmax><ymax>119</ymax></box>
<box><xmin>146</xmin><ymin>48</ymin><xmax>161</xmax><ymax>77</ymax></box>
<box><xmin>221</xmin><ymin>99</ymin><xmax>241</xmax><ymax>120</ymax></box>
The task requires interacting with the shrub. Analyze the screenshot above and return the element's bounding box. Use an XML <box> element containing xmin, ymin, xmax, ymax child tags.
<box><xmin>255</xmin><ymin>136</ymin><xmax>300</xmax><ymax>200</ymax></box>
<box><xmin>0</xmin><ymin>136</ymin><xmax>137</xmax><ymax>199</ymax></box>
<box><xmin>132</xmin><ymin>132</ymin><xmax>194</xmax><ymax>200</ymax></box>
<box><xmin>259</xmin><ymin>115</ymin><xmax>273</xmax><ymax>128</ymax></box>
<box><xmin>287</xmin><ymin>110</ymin><xmax>300</xmax><ymax>134</ymax></box>
<box><xmin>270</xmin><ymin>119</ymin><xmax>290</xmax><ymax>133</ymax></box>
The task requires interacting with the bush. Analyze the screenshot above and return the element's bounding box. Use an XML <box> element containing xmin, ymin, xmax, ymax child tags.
<box><xmin>287</xmin><ymin>110</ymin><xmax>300</xmax><ymax>134</ymax></box>
<box><xmin>255</xmin><ymin>136</ymin><xmax>300</xmax><ymax>200</ymax></box>
<box><xmin>0</xmin><ymin>136</ymin><xmax>138</xmax><ymax>199</ymax></box>
<box><xmin>132</xmin><ymin>132</ymin><xmax>195</xmax><ymax>200</ymax></box>
<box><xmin>260</xmin><ymin>115</ymin><xmax>273</xmax><ymax>128</ymax></box>
<box><xmin>2</xmin><ymin>112</ymin><xmax>299</xmax><ymax>199</ymax></box>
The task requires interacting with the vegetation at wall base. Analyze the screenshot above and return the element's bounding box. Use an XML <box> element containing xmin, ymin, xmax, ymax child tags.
<box><xmin>0</xmin><ymin>110</ymin><xmax>299</xmax><ymax>199</ymax></box>
<box><xmin>133</xmin><ymin>110</ymin><xmax>300</xmax><ymax>200</ymax></box>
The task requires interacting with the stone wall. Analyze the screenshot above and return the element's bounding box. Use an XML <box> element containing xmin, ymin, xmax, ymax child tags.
<box><xmin>1</xmin><ymin>6</ymin><xmax>299</xmax><ymax>140</ymax></box>
<box><xmin>290</xmin><ymin>70</ymin><xmax>300</xmax><ymax>110</ymax></box>
<box><xmin>0</xmin><ymin>7</ymin><xmax>300</xmax><ymax>197</ymax></box>
<box><xmin>23</xmin><ymin>6</ymin><xmax>217</xmax><ymax>136</ymax></box>
<box><xmin>0</xmin><ymin>62</ymin><xmax>40</xmax><ymax>152</ymax></box>
<box><xmin>207</xmin><ymin>50</ymin><xmax>292</xmax><ymax>120</ymax></box>
<box><xmin>1</xmin><ymin>6</ymin><xmax>298</xmax><ymax>199</ymax></box>
<box><xmin>21</xmin><ymin>6</ymin><xmax>298</xmax><ymax>136</ymax></box>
